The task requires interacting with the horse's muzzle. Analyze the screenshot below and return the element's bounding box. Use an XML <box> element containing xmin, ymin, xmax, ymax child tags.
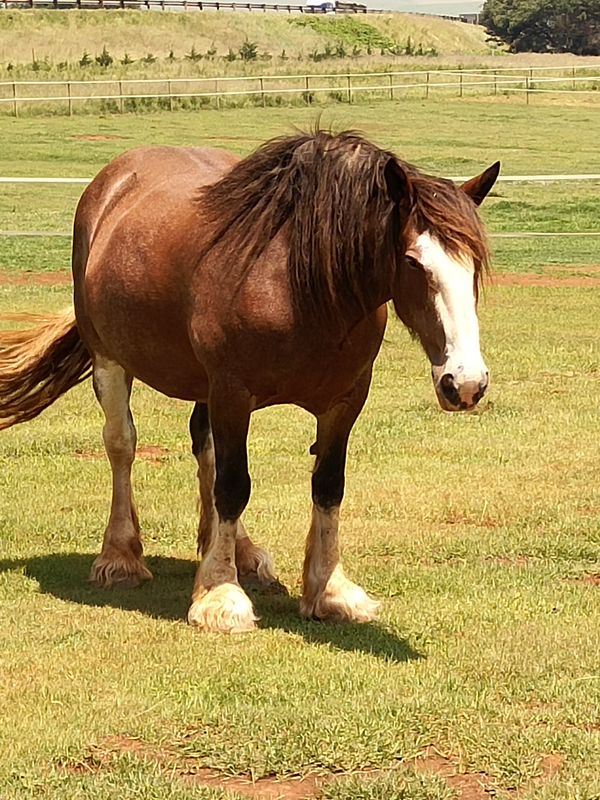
<box><xmin>434</xmin><ymin>368</ymin><xmax>489</xmax><ymax>412</ymax></box>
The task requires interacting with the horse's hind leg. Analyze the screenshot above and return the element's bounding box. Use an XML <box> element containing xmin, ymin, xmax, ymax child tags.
<box><xmin>189</xmin><ymin>402</ymin><xmax>278</xmax><ymax>587</ymax></box>
<box><xmin>89</xmin><ymin>355</ymin><xmax>152</xmax><ymax>588</ymax></box>
<box><xmin>301</xmin><ymin>379</ymin><xmax>379</xmax><ymax>623</ymax></box>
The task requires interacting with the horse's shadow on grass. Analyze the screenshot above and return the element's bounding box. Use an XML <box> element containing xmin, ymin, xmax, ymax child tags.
<box><xmin>0</xmin><ymin>552</ymin><xmax>422</xmax><ymax>663</ymax></box>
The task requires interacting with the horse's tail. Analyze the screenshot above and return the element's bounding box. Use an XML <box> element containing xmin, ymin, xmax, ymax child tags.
<box><xmin>0</xmin><ymin>308</ymin><xmax>92</xmax><ymax>430</ymax></box>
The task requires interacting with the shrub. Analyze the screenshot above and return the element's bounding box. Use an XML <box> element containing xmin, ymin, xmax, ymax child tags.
<box><xmin>31</xmin><ymin>57</ymin><xmax>50</xmax><ymax>72</ymax></box>
<box><xmin>239</xmin><ymin>38</ymin><xmax>258</xmax><ymax>61</ymax></box>
<box><xmin>95</xmin><ymin>46</ymin><xmax>113</xmax><ymax>68</ymax></box>
<box><xmin>186</xmin><ymin>46</ymin><xmax>202</xmax><ymax>62</ymax></box>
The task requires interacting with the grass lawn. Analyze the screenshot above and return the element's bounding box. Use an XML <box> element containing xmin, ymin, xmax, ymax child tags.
<box><xmin>1</xmin><ymin>99</ymin><xmax>600</xmax><ymax>798</ymax></box>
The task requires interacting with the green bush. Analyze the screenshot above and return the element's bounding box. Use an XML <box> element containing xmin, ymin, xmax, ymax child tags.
<box><xmin>95</xmin><ymin>46</ymin><xmax>113</xmax><ymax>67</ymax></box>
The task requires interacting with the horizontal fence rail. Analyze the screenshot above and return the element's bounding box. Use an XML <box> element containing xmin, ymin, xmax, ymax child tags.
<box><xmin>1</xmin><ymin>65</ymin><xmax>600</xmax><ymax>116</ymax></box>
<box><xmin>2</xmin><ymin>174</ymin><xmax>600</xmax><ymax>185</ymax></box>
<box><xmin>1</xmin><ymin>174</ymin><xmax>598</xmax><ymax>240</ymax></box>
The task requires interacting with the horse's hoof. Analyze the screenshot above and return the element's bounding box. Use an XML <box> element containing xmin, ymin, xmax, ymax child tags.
<box><xmin>89</xmin><ymin>554</ymin><xmax>152</xmax><ymax>589</ymax></box>
<box><xmin>188</xmin><ymin>583</ymin><xmax>258</xmax><ymax>633</ymax></box>
<box><xmin>301</xmin><ymin>571</ymin><xmax>379</xmax><ymax>623</ymax></box>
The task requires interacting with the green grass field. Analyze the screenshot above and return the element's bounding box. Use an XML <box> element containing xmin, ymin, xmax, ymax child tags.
<box><xmin>1</xmin><ymin>100</ymin><xmax>600</xmax><ymax>799</ymax></box>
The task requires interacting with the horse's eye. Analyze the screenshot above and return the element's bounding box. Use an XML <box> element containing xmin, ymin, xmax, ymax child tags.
<box><xmin>406</xmin><ymin>255</ymin><xmax>422</xmax><ymax>271</ymax></box>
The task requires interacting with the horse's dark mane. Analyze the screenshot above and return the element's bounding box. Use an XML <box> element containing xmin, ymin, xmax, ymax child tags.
<box><xmin>198</xmin><ymin>130</ymin><xmax>489</xmax><ymax>312</ymax></box>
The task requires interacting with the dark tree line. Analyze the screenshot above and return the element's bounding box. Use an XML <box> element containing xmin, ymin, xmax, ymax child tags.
<box><xmin>480</xmin><ymin>0</ymin><xmax>600</xmax><ymax>55</ymax></box>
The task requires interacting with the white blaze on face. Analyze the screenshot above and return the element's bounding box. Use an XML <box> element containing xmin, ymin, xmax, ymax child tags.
<box><xmin>411</xmin><ymin>231</ymin><xmax>488</xmax><ymax>410</ymax></box>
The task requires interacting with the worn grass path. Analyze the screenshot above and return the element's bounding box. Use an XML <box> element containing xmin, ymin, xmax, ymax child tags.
<box><xmin>1</xmin><ymin>101</ymin><xmax>600</xmax><ymax>799</ymax></box>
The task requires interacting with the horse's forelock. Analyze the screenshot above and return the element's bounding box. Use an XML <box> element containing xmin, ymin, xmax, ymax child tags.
<box><xmin>408</xmin><ymin>172</ymin><xmax>491</xmax><ymax>288</ymax></box>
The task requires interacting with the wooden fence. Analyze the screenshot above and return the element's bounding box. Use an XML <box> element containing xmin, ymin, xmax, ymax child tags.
<box><xmin>1</xmin><ymin>65</ymin><xmax>599</xmax><ymax>116</ymax></box>
<box><xmin>0</xmin><ymin>0</ymin><xmax>377</xmax><ymax>11</ymax></box>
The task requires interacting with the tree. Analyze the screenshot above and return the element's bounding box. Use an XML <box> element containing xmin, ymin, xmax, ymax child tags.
<box><xmin>480</xmin><ymin>0</ymin><xmax>600</xmax><ymax>55</ymax></box>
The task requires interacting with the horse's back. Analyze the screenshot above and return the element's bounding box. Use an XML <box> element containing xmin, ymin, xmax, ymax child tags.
<box><xmin>72</xmin><ymin>146</ymin><xmax>239</xmax><ymax>400</ymax></box>
<box><xmin>74</xmin><ymin>145</ymin><xmax>239</xmax><ymax>240</ymax></box>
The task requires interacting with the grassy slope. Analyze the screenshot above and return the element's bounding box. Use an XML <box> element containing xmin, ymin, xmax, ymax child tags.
<box><xmin>0</xmin><ymin>8</ymin><xmax>492</xmax><ymax>70</ymax></box>
<box><xmin>1</xmin><ymin>104</ymin><xmax>600</xmax><ymax>798</ymax></box>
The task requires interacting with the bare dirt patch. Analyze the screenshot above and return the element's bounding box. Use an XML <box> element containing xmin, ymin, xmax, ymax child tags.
<box><xmin>80</xmin><ymin>736</ymin><xmax>323</xmax><ymax>800</ymax></box>
<box><xmin>538</xmin><ymin>753</ymin><xmax>563</xmax><ymax>778</ymax></box>
<box><xmin>494</xmin><ymin>273</ymin><xmax>600</xmax><ymax>289</ymax></box>
<box><xmin>60</xmin><ymin>736</ymin><xmax>568</xmax><ymax>799</ymax></box>
<box><xmin>494</xmin><ymin>265</ymin><xmax>600</xmax><ymax>289</ymax></box>
<box><xmin>574</xmin><ymin>572</ymin><xmax>600</xmax><ymax>586</ymax></box>
<box><xmin>68</xmin><ymin>736</ymin><xmax>514</xmax><ymax>800</ymax></box>
<box><xmin>72</xmin><ymin>134</ymin><xmax>127</xmax><ymax>141</ymax></box>
<box><xmin>0</xmin><ymin>269</ymin><xmax>72</xmax><ymax>287</ymax></box>
<box><xmin>413</xmin><ymin>748</ymin><xmax>498</xmax><ymax>799</ymax></box>
<box><xmin>74</xmin><ymin>444</ymin><xmax>171</xmax><ymax>463</ymax></box>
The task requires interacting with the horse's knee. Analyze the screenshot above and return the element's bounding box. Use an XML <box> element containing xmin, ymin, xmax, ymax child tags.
<box><xmin>312</xmin><ymin>441</ymin><xmax>346</xmax><ymax>509</ymax></box>
<box><xmin>214</xmin><ymin>465</ymin><xmax>251</xmax><ymax>521</ymax></box>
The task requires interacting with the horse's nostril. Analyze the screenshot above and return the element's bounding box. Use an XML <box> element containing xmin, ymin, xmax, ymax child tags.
<box><xmin>440</xmin><ymin>373</ymin><xmax>460</xmax><ymax>404</ymax></box>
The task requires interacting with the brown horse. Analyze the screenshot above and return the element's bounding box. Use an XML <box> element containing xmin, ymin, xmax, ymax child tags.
<box><xmin>0</xmin><ymin>131</ymin><xmax>499</xmax><ymax>632</ymax></box>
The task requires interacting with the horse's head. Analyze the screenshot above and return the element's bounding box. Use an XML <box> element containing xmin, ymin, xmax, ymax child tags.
<box><xmin>388</xmin><ymin>160</ymin><xmax>500</xmax><ymax>412</ymax></box>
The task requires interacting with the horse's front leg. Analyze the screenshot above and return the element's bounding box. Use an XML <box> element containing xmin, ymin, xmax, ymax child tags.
<box><xmin>301</xmin><ymin>376</ymin><xmax>379</xmax><ymax>623</ymax></box>
<box><xmin>89</xmin><ymin>356</ymin><xmax>152</xmax><ymax>588</ymax></box>
<box><xmin>187</xmin><ymin>391</ymin><xmax>258</xmax><ymax>632</ymax></box>
<box><xmin>189</xmin><ymin>403</ymin><xmax>277</xmax><ymax>587</ymax></box>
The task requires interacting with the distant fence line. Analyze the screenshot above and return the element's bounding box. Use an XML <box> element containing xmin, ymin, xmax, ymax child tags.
<box><xmin>0</xmin><ymin>0</ymin><xmax>481</xmax><ymax>18</ymax></box>
<box><xmin>0</xmin><ymin>0</ymin><xmax>381</xmax><ymax>11</ymax></box>
<box><xmin>1</xmin><ymin>65</ymin><xmax>599</xmax><ymax>116</ymax></box>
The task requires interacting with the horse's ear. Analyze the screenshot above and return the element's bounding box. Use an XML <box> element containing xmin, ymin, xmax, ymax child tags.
<box><xmin>384</xmin><ymin>158</ymin><xmax>414</xmax><ymax>215</ymax></box>
<box><xmin>460</xmin><ymin>161</ymin><xmax>500</xmax><ymax>206</ymax></box>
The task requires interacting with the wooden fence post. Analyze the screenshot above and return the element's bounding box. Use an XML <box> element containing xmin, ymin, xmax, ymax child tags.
<box><xmin>12</xmin><ymin>82</ymin><xmax>18</xmax><ymax>118</ymax></box>
<box><xmin>425</xmin><ymin>71</ymin><xmax>430</xmax><ymax>99</ymax></box>
<box><xmin>346</xmin><ymin>73</ymin><xmax>352</xmax><ymax>103</ymax></box>
<box><xmin>168</xmin><ymin>80</ymin><xmax>173</xmax><ymax>112</ymax></box>
<box><xmin>388</xmin><ymin>72</ymin><xmax>393</xmax><ymax>101</ymax></box>
<box><xmin>67</xmin><ymin>81</ymin><xmax>72</xmax><ymax>116</ymax></box>
<box><xmin>260</xmin><ymin>76</ymin><xmax>265</xmax><ymax>107</ymax></box>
